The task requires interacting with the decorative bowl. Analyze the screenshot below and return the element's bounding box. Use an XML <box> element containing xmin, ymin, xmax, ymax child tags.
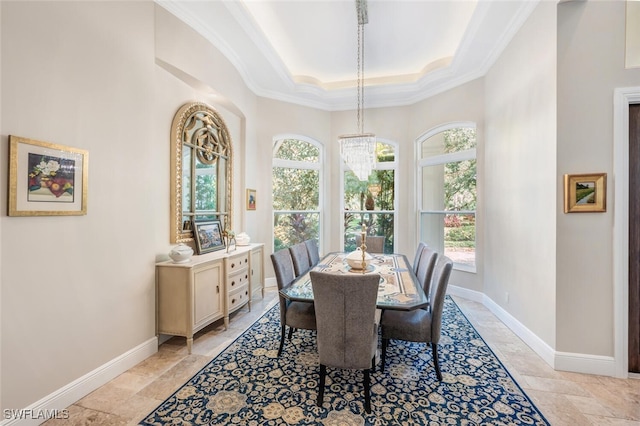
<box><xmin>236</xmin><ymin>232</ymin><xmax>250</xmax><ymax>246</ymax></box>
<box><xmin>345</xmin><ymin>247</ymin><xmax>373</xmax><ymax>270</ymax></box>
<box><xmin>169</xmin><ymin>243</ymin><xmax>194</xmax><ymax>263</ymax></box>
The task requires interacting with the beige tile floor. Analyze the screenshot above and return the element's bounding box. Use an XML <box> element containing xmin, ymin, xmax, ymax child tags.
<box><xmin>44</xmin><ymin>288</ymin><xmax>640</xmax><ymax>425</ymax></box>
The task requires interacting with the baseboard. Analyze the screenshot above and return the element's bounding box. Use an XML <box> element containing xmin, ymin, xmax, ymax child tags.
<box><xmin>0</xmin><ymin>337</ymin><xmax>158</xmax><ymax>426</ymax></box>
<box><xmin>447</xmin><ymin>284</ymin><xmax>484</xmax><ymax>303</ymax></box>
<box><xmin>450</xmin><ymin>285</ymin><xmax>616</xmax><ymax>377</ymax></box>
<box><xmin>554</xmin><ymin>351</ymin><xmax>617</xmax><ymax>377</ymax></box>
<box><xmin>265</xmin><ymin>277</ymin><xmax>277</xmax><ymax>288</ymax></box>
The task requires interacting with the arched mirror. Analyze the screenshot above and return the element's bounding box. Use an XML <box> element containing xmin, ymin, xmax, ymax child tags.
<box><xmin>170</xmin><ymin>102</ymin><xmax>233</xmax><ymax>243</ymax></box>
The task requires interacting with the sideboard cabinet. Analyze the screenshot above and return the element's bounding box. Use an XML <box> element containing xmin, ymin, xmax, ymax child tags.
<box><xmin>156</xmin><ymin>243</ymin><xmax>264</xmax><ymax>353</ymax></box>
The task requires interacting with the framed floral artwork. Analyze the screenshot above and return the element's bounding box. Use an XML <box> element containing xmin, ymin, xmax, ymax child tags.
<box><xmin>8</xmin><ymin>135</ymin><xmax>88</xmax><ymax>216</ymax></box>
<box><xmin>563</xmin><ymin>173</ymin><xmax>607</xmax><ymax>213</ymax></box>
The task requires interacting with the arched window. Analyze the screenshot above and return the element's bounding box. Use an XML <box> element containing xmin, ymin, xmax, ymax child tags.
<box><xmin>341</xmin><ymin>139</ymin><xmax>398</xmax><ymax>254</ymax></box>
<box><xmin>417</xmin><ymin>123</ymin><xmax>476</xmax><ymax>271</ymax></box>
<box><xmin>272</xmin><ymin>136</ymin><xmax>323</xmax><ymax>252</ymax></box>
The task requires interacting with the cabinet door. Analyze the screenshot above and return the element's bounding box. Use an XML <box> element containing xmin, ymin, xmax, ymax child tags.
<box><xmin>193</xmin><ymin>262</ymin><xmax>223</xmax><ymax>329</ymax></box>
<box><xmin>250</xmin><ymin>246</ymin><xmax>264</xmax><ymax>298</ymax></box>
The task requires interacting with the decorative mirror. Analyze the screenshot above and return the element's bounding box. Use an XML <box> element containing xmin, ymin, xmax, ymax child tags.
<box><xmin>170</xmin><ymin>102</ymin><xmax>233</xmax><ymax>243</ymax></box>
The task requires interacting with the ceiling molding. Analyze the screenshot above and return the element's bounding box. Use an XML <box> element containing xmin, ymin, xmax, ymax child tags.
<box><xmin>157</xmin><ymin>0</ymin><xmax>539</xmax><ymax>111</ymax></box>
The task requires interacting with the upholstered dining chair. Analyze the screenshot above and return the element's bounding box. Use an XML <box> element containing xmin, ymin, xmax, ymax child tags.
<box><xmin>310</xmin><ymin>271</ymin><xmax>380</xmax><ymax>414</ymax></box>
<box><xmin>415</xmin><ymin>245</ymin><xmax>438</xmax><ymax>299</ymax></box>
<box><xmin>412</xmin><ymin>242</ymin><xmax>428</xmax><ymax>274</ymax></box>
<box><xmin>380</xmin><ymin>256</ymin><xmax>453</xmax><ymax>381</ymax></box>
<box><xmin>304</xmin><ymin>239</ymin><xmax>320</xmax><ymax>267</ymax></box>
<box><xmin>270</xmin><ymin>249</ymin><xmax>316</xmax><ymax>357</ymax></box>
<box><xmin>289</xmin><ymin>242</ymin><xmax>312</xmax><ymax>277</ymax></box>
<box><xmin>355</xmin><ymin>235</ymin><xmax>385</xmax><ymax>254</ymax></box>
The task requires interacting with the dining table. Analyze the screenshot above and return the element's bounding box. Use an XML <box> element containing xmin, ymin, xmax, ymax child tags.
<box><xmin>279</xmin><ymin>252</ymin><xmax>428</xmax><ymax>311</ymax></box>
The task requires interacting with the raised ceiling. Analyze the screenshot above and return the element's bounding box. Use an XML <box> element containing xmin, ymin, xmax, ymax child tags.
<box><xmin>158</xmin><ymin>0</ymin><xmax>539</xmax><ymax>111</ymax></box>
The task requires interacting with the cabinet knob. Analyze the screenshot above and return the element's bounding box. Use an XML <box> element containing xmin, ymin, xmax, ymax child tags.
<box><xmin>231</xmin><ymin>281</ymin><xmax>235</xmax><ymax>286</ymax></box>
<box><xmin>232</xmin><ymin>298</ymin><xmax>236</xmax><ymax>304</ymax></box>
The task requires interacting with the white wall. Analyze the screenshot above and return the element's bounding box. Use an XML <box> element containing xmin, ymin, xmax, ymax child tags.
<box><xmin>0</xmin><ymin>1</ymin><xmax>260</xmax><ymax>412</ymax></box>
<box><xmin>484</xmin><ymin>1</ymin><xmax>557</xmax><ymax>347</ymax></box>
<box><xmin>1</xmin><ymin>1</ymin><xmax>158</xmax><ymax>410</ymax></box>
<box><xmin>556</xmin><ymin>0</ymin><xmax>640</xmax><ymax>356</ymax></box>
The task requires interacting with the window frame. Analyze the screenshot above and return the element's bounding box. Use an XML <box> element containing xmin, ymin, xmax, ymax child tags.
<box><xmin>416</xmin><ymin>122</ymin><xmax>477</xmax><ymax>272</ymax></box>
<box><xmin>340</xmin><ymin>137</ymin><xmax>398</xmax><ymax>252</ymax></box>
<box><xmin>272</xmin><ymin>134</ymin><xmax>324</xmax><ymax>253</ymax></box>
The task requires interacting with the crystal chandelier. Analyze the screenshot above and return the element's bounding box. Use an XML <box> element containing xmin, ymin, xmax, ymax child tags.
<box><xmin>339</xmin><ymin>0</ymin><xmax>376</xmax><ymax>182</ymax></box>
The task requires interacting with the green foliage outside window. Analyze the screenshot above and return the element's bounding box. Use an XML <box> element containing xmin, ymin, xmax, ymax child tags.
<box><xmin>343</xmin><ymin>143</ymin><xmax>395</xmax><ymax>253</ymax></box>
<box><xmin>272</xmin><ymin>139</ymin><xmax>320</xmax><ymax>250</ymax></box>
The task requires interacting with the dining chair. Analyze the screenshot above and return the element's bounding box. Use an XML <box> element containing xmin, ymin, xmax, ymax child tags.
<box><xmin>412</xmin><ymin>242</ymin><xmax>428</xmax><ymax>274</ymax></box>
<box><xmin>380</xmin><ymin>256</ymin><xmax>453</xmax><ymax>380</ymax></box>
<box><xmin>289</xmin><ymin>242</ymin><xmax>312</xmax><ymax>277</ymax></box>
<box><xmin>304</xmin><ymin>239</ymin><xmax>320</xmax><ymax>267</ymax></box>
<box><xmin>355</xmin><ymin>235</ymin><xmax>385</xmax><ymax>254</ymax></box>
<box><xmin>415</xmin><ymin>245</ymin><xmax>438</xmax><ymax>299</ymax></box>
<box><xmin>310</xmin><ymin>271</ymin><xmax>380</xmax><ymax>414</ymax></box>
<box><xmin>270</xmin><ymin>249</ymin><xmax>316</xmax><ymax>357</ymax></box>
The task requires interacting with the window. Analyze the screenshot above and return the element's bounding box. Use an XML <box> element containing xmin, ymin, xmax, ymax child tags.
<box><xmin>272</xmin><ymin>136</ymin><xmax>322</xmax><ymax>251</ymax></box>
<box><xmin>418</xmin><ymin>124</ymin><xmax>476</xmax><ymax>271</ymax></box>
<box><xmin>342</xmin><ymin>140</ymin><xmax>397</xmax><ymax>254</ymax></box>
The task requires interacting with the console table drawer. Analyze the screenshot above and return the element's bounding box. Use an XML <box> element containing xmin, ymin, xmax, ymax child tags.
<box><xmin>228</xmin><ymin>284</ymin><xmax>249</xmax><ymax>314</ymax></box>
<box><xmin>226</xmin><ymin>253</ymin><xmax>249</xmax><ymax>274</ymax></box>
<box><xmin>228</xmin><ymin>269</ymin><xmax>249</xmax><ymax>291</ymax></box>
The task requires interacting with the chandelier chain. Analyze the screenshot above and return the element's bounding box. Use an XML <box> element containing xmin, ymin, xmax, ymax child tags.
<box><xmin>357</xmin><ymin>21</ymin><xmax>364</xmax><ymax>134</ymax></box>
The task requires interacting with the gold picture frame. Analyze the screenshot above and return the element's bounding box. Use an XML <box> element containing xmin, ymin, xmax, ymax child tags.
<box><xmin>8</xmin><ymin>135</ymin><xmax>88</xmax><ymax>216</ymax></box>
<box><xmin>563</xmin><ymin>173</ymin><xmax>606</xmax><ymax>213</ymax></box>
<box><xmin>246</xmin><ymin>188</ymin><xmax>256</xmax><ymax>210</ymax></box>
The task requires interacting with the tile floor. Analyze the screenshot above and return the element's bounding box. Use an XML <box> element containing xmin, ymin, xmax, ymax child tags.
<box><xmin>44</xmin><ymin>288</ymin><xmax>640</xmax><ymax>425</ymax></box>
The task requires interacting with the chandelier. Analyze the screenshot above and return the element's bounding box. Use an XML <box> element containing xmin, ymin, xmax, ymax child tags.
<box><xmin>339</xmin><ymin>0</ymin><xmax>376</xmax><ymax>182</ymax></box>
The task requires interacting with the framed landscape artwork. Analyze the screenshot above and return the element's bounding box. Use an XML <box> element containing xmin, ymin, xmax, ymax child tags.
<box><xmin>193</xmin><ymin>220</ymin><xmax>226</xmax><ymax>254</ymax></box>
<box><xmin>8</xmin><ymin>135</ymin><xmax>88</xmax><ymax>216</ymax></box>
<box><xmin>564</xmin><ymin>173</ymin><xmax>607</xmax><ymax>213</ymax></box>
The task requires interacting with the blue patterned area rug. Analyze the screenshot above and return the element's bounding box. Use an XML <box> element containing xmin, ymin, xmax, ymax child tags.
<box><xmin>140</xmin><ymin>297</ymin><xmax>550</xmax><ymax>425</ymax></box>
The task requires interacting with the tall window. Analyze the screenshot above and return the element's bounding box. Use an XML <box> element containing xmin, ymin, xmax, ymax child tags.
<box><xmin>418</xmin><ymin>124</ymin><xmax>476</xmax><ymax>271</ymax></box>
<box><xmin>342</xmin><ymin>140</ymin><xmax>397</xmax><ymax>254</ymax></box>
<box><xmin>272</xmin><ymin>136</ymin><xmax>322</xmax><ymax>251</ymax></box>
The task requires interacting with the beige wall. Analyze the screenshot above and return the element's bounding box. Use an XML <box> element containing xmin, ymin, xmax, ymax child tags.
<box><xmin>484</xmin><ymin>1</ymin><xmax>557</xmax><ymax>347</ymax></box>
<box><xmin>1</xmin><ymin>1</ymin><xmax>158</xmax><ymax>409</ymax></box>
<box><xmin>0</xmin><ymin>1</ymin><xmax>260</xmax><ymax>411</ymax></box>
<box><xmin>557</xmin><ymin>0</ymin><xmax>640</xmax><ymax>356</ymax></box>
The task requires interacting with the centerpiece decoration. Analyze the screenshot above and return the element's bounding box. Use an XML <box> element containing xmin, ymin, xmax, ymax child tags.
<box><xmin>346</xmin><ymin>224</ymin><xmax>372</xmax><ymax>272</ymax></box>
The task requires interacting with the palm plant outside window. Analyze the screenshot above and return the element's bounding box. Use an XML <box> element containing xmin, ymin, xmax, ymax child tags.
<box><xmin>419</xmin><ymin>125</ymin><xmax>476</xmax><ymax>271</ymax></box>
<box><xmin>343</xmin><ymin>141</ymin><xmax>397</xmax><ymax>254</ymax></box>
<box><xmin>272</xmin><ymin>137</ymin><xmax>321</xmax><ymax>251</ymax></box>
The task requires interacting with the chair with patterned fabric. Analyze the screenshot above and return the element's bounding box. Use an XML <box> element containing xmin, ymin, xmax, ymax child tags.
<box><xmin>310</xmin><ymin>270</ymin><xmax>380</xmax><ymax>413</ymax></box>
<box><xmin>270</xmin><ymin>248</ymin><xmax>316</xmax><ymax>357</ymax></box>
<box><xmin>380</xmin><ymin>256</ymin><xmax>453</xmax><ymax>380</ymax></box>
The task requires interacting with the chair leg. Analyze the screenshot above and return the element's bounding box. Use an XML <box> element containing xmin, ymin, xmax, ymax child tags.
<box><xmin>364</xmin><ymin>369</ymin><xmax>371</xmax><ymax>414</ymax></box>
<box><xmin>431</xmin><ymin>342</ymin><xmax>442</xmax><ymax>381</ymax></box>
<box><xmin>317</xmin><ymin>364</ymin><xmax>326</xmax><ymax>407</ymax></box>
<box><xmin>277</xmin><ymin>325</ymin><xmax>286</xmax><ymax>357</ymax></box>
<box><xmin>288</xmin><ymin>327</ymin><xmax>294</xmax><ymax>340</ymax></box>
<box><xmin>381</xmin><ymin>338</ymin><xmax>389</xmax><ymax>373</ymax></box>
